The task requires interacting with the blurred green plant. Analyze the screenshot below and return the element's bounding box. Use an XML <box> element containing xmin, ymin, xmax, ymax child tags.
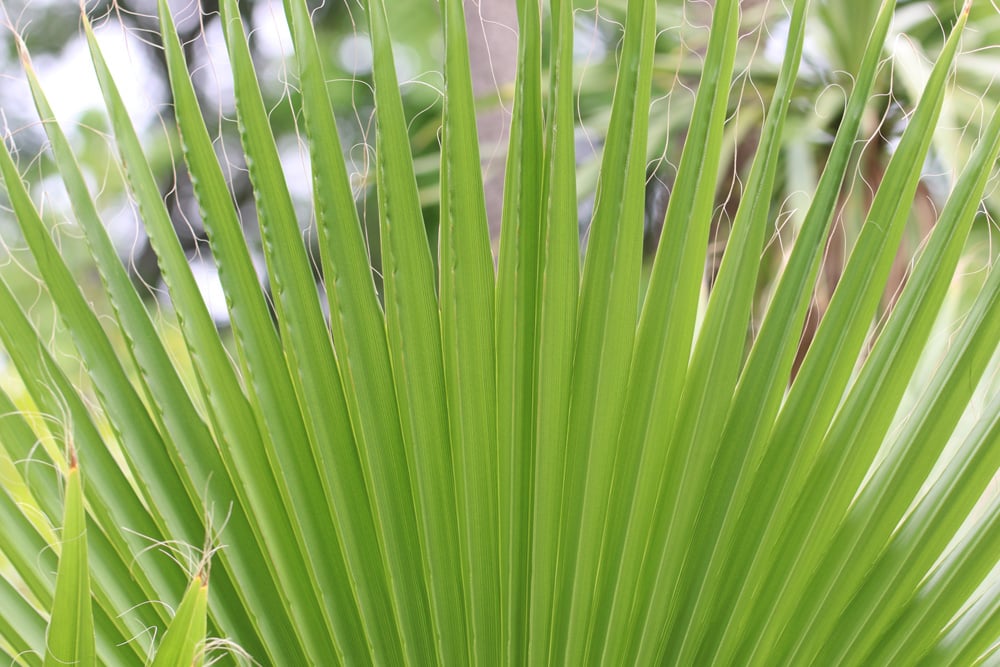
<box><xmin>574</xmin><ymin>0</ymin><xmax>1000</xmax><ymax>369</ymax></box>
<box><xmin>0</xmin><ymin>0</ymin><xmax>443</xmax><ymax>310</ymax></box>
<box><xmin>1</xmin><ymin>0</ymin><xmax>1000</xmax><ymax>665</ymax></box>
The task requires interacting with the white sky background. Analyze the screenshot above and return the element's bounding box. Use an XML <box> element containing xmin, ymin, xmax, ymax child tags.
<box><xmin>0</xmin><ymin>0</ymin><xmax>300</xmax><ymax>321</ymax></box>
<box><xmin>0</xmin><ymin>0</ymin><xmax>294</xmax><ymax>133</ymax></box>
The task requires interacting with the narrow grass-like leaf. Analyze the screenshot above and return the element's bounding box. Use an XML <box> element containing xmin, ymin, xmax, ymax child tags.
<box><xmin>18</xmin><ymin>39</ymin><xmax>274</xmax><ymax>659</ymax></box>
<box><xmin>281</xmin><ymin>0</ymin><xmax>412</xmax><ymax>661</ymax></box>
<box><xmin>0</xmin><ymin>572</ymin><xmax>46</xmax><ymax>666</ymax></box>
<box><xmin>768</xmin><ymin>100</ymin><xmax>1000</xmax><ymax>667</ymax></box>
<box><xmin>833</xmin><ymin>404</ymin><xmax>1000</xmax><ymax>665</ymax></box>
<box><xmin>655</xmin><ymin>1</ymin><xmax>809</xmax><ymax>661</ymax></box>
<box><xmin>0</xmin><ymin>175</ymin><xmax>181</xmax><ymax>643</ymax></box>
<box><xmin>923</xmin><ymin>574</ymin><xmax>1000</xmax><ymax>666</ymax></box>
<box><xmin>92</xmin><ymin>6</ymin><xmax>322</xmax><ymax>661</ymax></box>
<box><xmin>367</xmin><ymin>0</ymin><xmax>459</xmax><ymax>661</ymax></box>
<box><xmin>218</xmin><ymin>1</ymin><xmax>385</xmax><ymax>658</ymax></box>
<box><xmin>439</xmin><ymin>0</ymin><xmax>500</xmax><ymax>661</ymax></box>
<box><xmin>496</xmin><ymin>0</ymin><xmax>544</xmax><ymax>659</ymax></box>
<box><xmin>11</xmin><ymin>399</ymin><xmax>188</xmax><ymax>664</ymax></box>
<box><xmin>807</xmin><ymin>254</ymin><xmax>1000</xmax><ymax>664</ymax></box>
<box><xmin>0</xmin><ymin>436</ymin><xmax>57</xmax><ymax>621</ymax></box>
<box><xmin>7</xmin><ymin>46</ymin><xmax>274</xmax><ymax>657</ymax></box>
<box><xmin>0</xmin><ymin>134</ymin><xmax>157</xmax><ymax>550</ymax></box>
<box><xmin>1</xmin><ymin>123</ymin><xmax>196</xmax><ymax>552</ymax></box>
<box><xmin>678</xmin><ymin>3</ymin><xmax>898</xmax><ymax>662</ymax></box>
<box><xmin>553</xmin><ymin>0</ymin><xmax>658</xmax><ymax>663</ymax></box>
<box><xmin>528</xmin><ymin>0</ymin><xmax>577</xmax><ymax>662</ymax></box>
<box><xmin>44</xmin><ymin>457</ymin><xmax>94</xmax><ymax>667</ymax></box>
<box><xmin>0</xmin><ymin>277</ymin><xmax>170</xmax><ymax>661</ymax></box>
<box><xmin>0</xmin><ymin>386</ymin><xmax>61</xmax><ymax>523</ymax></box>
<box><xmin>151</xmin><ymin>575</ymin><xmax>207</xmax><ymax>667</ymax></box>
<box><xmin>2</xmin><ymin>1</ymin><xmax>998</xmax><ymax>664</ymax></box>
<box><xmin>762</xmin><ymin>0</ymin><xmax>966</xmax><ymax>507</ymax></box>
<box><xmin>590</xmin><ymin>1</ymin><xmax>738</xmax><ymax>664</ymax></box>
<box><xmin>713</xmin><ymin>10</ymin><xmax>967</xmax><ymax>663</ymax></box>
<box><xmin>0</xmin><ymin>428</ymin><xmax>143</xmax><ymax>666</ymax></box>
<box><xmin>864</xmin><ymin>422</ymin><xmax>1000</xmax><ymax>666</ymax></box>
<box><xmin>0</xmin><ymin>434</ymin><xmax>136</xmax><ymax>665</ymax></box>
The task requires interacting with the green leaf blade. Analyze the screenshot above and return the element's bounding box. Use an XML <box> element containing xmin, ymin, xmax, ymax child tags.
<box><xmin>768</xmin><ymin>99</ymin><xmax>1000</xmax><ymax>667</ymax></box>
<box><xmin>589</xmin><ymin>0</ymin><xmax>740</xmax><ymax>663</ymax></box>
<box><xmin>44</xmin><ymin>460</ymin><xmax>95</xmax><ymax>667</ymax></box>
<box><xmin>496</xmin><ymin>1</ymin><xmax>545</xmax><ymax>662</ymax></box>
<box><xmin>678</xmin><ymin>2</ymin><xmax>894</xmax><ymax>661</ymax></box>
<box><xmin>712</xmin><ymin>9</ymin><xmax>969</xmax><ymax>663</ymax></box>
<box><xmin>528</xmin><ymin>0</ymin><xmax>578</xmax><ymax>662</ymax></box>
<box><xmin>281</xmin><ymin>0</ymin><xmax>414</xmax><ymax>662</ymax></box>
<box><xmin>151</xmin><ymin>575</ymin><xmax>208</xmax><ymax>667</ymax></box>
<box><xmin>553</xmin><ymin>0</ymin><xmax>660</xmax><ymax>663</ymax></box>
<box><xmin>656</xmin><ymin>1</ymin><xmax>811</xmax><ymax>662</ymax></box>
<box><xmin>14</xmin><ymin>44</ymin><xmax>271</xmax><ymax>658</ymax></box>
<box><xmin>438</xmin><ymin>0</ymin><xmax>501</xmax><ymax>662</ymax></box>
<box><xmin>367</xmin><ymin>1</ymin><xmax>466</xmax><ymax>662</ymax></box>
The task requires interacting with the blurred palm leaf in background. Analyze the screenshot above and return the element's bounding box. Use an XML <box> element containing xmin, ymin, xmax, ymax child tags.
<box><xmin>2</xmin><ymin>0</ymin><xmax>1000</xmax><ymax>665</ymax></box>
<box><xmin>574</xmin><ymin>0</ymin><xmax>1000</xmax><ymax>371</ymax></box>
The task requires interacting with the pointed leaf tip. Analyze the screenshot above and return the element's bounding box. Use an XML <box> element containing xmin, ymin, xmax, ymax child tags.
<box><xmin>151</xmin><ymin>574</ymin><xmax>209</xmax><ymax>667</ymax></box>
<box><xmin>45</xmin><ymin>463</ymin><xmax>96</xmax><ymax>667</ymax></box>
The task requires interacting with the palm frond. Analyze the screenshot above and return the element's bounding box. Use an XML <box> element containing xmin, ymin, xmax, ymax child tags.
<box><xmin>0</xmin><ymin>0</ymin><xmax>998</xmax><ymax>665</ymax></box>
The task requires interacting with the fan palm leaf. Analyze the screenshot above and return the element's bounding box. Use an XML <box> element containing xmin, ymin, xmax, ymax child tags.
<box><xmin>1</xmin><ymin>0</ymin><xmax>998</xmax><ymax>664</ymax></box>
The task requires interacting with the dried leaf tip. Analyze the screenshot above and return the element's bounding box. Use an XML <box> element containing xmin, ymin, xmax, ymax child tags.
<box><xmin>8</xmin><ymin>29</ymin><xmax>31</xmax><ymax>70</ymax></box>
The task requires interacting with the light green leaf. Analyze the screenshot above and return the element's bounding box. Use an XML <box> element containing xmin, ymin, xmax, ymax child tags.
<box><xmin>496</xmin><ymin>0</ymin><xmax>545</xmax><ymax>662</ymax></box>
<box><xmin>767</xmin><ymin>100</ymin><xmax>1000</xmax><ymax>667</ymax></box>
<box><xmin>592</xmin><ymin>0</ymin><xmax>739</xmax><ymax>663</ymax></box>
<box><xmin>86</xmin><ymin>6</ymin><xmax>332</xmax><ymax>659</ymax></box>
<box><xmin>0</xmin><ymin>1</ymin><xmax>997</xmax><ymax>664</ymax></box>
<box><xmin>711</xmin><ymin>8</ymin><xmax>968</xmax><ymax>663</ymax></box>
<box><xmin>438</xmin><ymin>0</ymin><xmax>500</xmax><ymax>662</ymax></box>
<box><xmin>9</xmin><ymin>47</ymin><xmax>278</xmax><ymax>661</ymax></box>
<box><xmin>151</xmin><ymin>575</ymin><xmax>208</xmax><ymax>667</ymax></box>
<box><xmin>652</xmin><ymin>0</ymin><xmax>810</xmax><ymax>662</ymax></box>
<box><xmin>0</xmin><ymin>573</ymin><xmax>46</xmax><ymax>667</ymax></box>
<box><xmin>282</xmin><ymin>0</ymin><xmax>412</xmax><ymax>661</ymax></box>
<box><xmin>44</xmin><ymin>459</ymin><xmax>95</xmax><ymax>667</ymax></box>
<box><xmin>367</xmin><ymin>0</ymin><xmax>458</xmax><ymax>662</ymax></box>
<box><xmin>528</xmin><ymin>0</ymin><xmax>578</xmax><ymax>662</ymax></box>
<box><xmin>680</xmin><ymin>2</ymin><xmax>899</xmax><ymax>661</ymax></box>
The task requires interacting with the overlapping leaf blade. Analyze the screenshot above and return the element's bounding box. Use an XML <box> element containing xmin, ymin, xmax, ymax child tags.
<box><xmin>528</xmin><ymin>0</ymin><xmax>578</xmax><ymax>662</ymax></box>
<box><xmin>591</xmin><ymin>0</ymin><xmax>739</xmax><ymax>663</ymax></box>
<box><xmin>496</xmin><ymin>0</ymin><xmax>545</xmax><ymax>659</ymax></box>
<box><xmin>44</xmin><ymin>458</ymin><xmax>94</xmax><ymax>667</ymax></box>
<box><xmin>653</xmin><ymin>0</ymin><xmax>810</xmax><ymax>662</ymax></box>
<box><xmin>281</xmin><ymin>0</ymin><xmax>413</xmax><ymax>661</ymax></box>
<box><xmin>95</xmin><ymin>4</ymin><xmax>332</xmax><ymax>659</ymax></box>
<box><xmin>548</xmin><ymin>0</ymin><xmax>657</xmax><ymax>660</ymax></box>
<box><xmin>151</xmin><ymin>575</ymin><xmax>207</xmax><ymax>667</ymax></box>
<box><xmin>366</xmin><ymin>0</ymin><xmax>459</xmax><ymax>662</ymax></box>
<box><xmin>438</xmin><ymin>0</ymin><xmax>501</xmax><ymax>662</ymax></box>
<box><xmin>774</xmin><ymin>99</ymin><xmax>1000</xmax><ymax>667</ymax></box>
<box><xmin>809</xmin><ymin>248</ymin><xmax>1000</xmax><ymax>664</ymax></box>
<box><xmin>710</xmin><ymin>10</ymin><xmax>968</xmax><ymax>664</ymax></box>
<box><xmin>0</xmin><ymin>169</ymin><xmax>178</xmax><ymax>650</ymax></box>
<box><xmin>0</xmin><ymin>1</ymin><xmax>997</xmax><ymax>665</ymax></box>
<box><xmin>0</xmin><ymin>573</ymin><xmax>47</xmax><ymax>667</ymax></box>
<box><xmin>218</xmin><ymin>0</ymin><xmax>394</xmax><ymax>658</ymax></box>
<box><xmin>16</xmin><ymin>41</ymin><xmax>273</xmax><ymax>658</ymax></box>
<box><xmin>676</xmin><ymin>2</ymin><xmax>899</xmax><ymax>662</ymax></box>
